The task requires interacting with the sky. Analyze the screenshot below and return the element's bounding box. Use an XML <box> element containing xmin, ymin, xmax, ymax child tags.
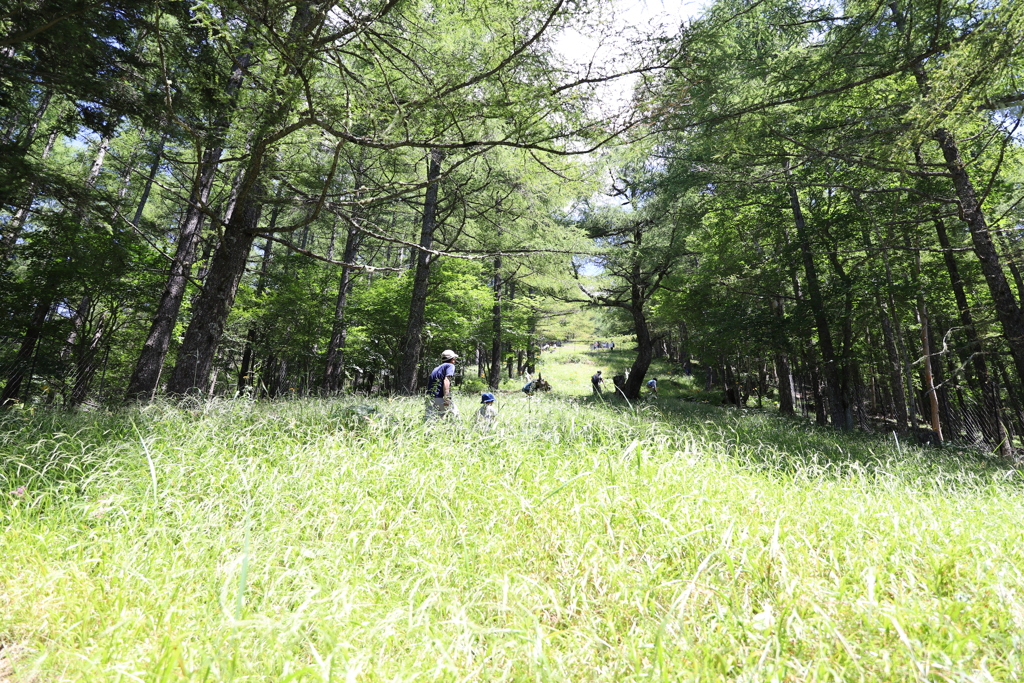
<box><xmin>554</xmin><ymin>0</ymin><xmax>706</xmax><ymax>116</ymax></box>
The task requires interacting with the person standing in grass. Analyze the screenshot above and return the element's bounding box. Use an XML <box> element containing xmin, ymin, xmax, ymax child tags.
<box><xmin>426</xmin><ymin>349</ymin><xmax>459</xmax><ymax>420</ymax></box>
<box><xmin>476</xmin><ymin>392</ymin><xmax>497</xmax><ymax>429</ymax></box>
<box><xmin>646</xmin><ymin>377</ymin><xmax>658</xmax><ymax>397</ymax></box>
<box><xmin>591</xmin><ymin>370</ymin><xmax>604</xmax><ymax>395</ymax></box>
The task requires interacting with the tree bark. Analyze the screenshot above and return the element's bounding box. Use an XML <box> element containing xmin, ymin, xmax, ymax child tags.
<box><xmin>771</xmin><ymin>297</ymin><xmax>795</xmax><ymax>414</ymax></box>
<box><xmin>1</xmin><ymin>128</ymin><xmax>58</xmax><ymax>263</ymax></box>
<box><xmin>131</xmin><ymin>133</ymin><xmax>166</xmax><ymax>226</ymax></box>
<box><xmin>488</xmin><ymin>252</ymin><xmax>503</xmax><ymax>389</ymax></box>
<box><xmin>68</xmin><ymin>310</ymin><xmax>108</xmax><ymax>408</ymax></box>
<box><xmin>0</xmin><ymin>298</ymin><xmax>50</xmax><ymax>407</ymax></box>
<box><xmin>785</xmin><ymin>161</ymin><xmax>850</xmax><ymax>429</ymax></box>
<box><xmin>125</xmin><ymin>51</ymin><xmax>251</xmax><ymax>403</ymax></box>
<box><xmin>324</xmin><ymin>218</ymin><xmax>364</xmax><ymax>392</ymax></box>
<box><xmin>934</xmin><ymin>128</ymin><xmax>1024</xmax><ymax>385</ymax></box>
<box><xmin>876</xmin><ymin>299</ymin><xmax>908</xmax><ymax>430</ymax></box>
<box><xmin>914</xmin><ymin>249</ymin><xmax>942</xmax><ymax>441</ymax></box>
<box><xmin>397</xmin><ymin>148</ymin><xmax>444</xmax><ymax>394</ymax></box>
<box><xmin>934</xmin><ymin>216</ymin><xmax>1009</xmax><ymax>454</ymax></box>
<box><xmin>167</xmin><ymin>190</ymin><xmax>262</xmax><ymax>396</ymax></box>
<box><xmin>623</xmin><ymin>294</ymin><xmax>654</xmax><ymax>400</ymax></box>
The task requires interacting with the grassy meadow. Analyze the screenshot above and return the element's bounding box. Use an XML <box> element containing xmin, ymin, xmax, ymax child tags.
<box><xmin>2</xmin><ymin>344</ymin><xmax>1024</xmax><ymax>681</ymax></box>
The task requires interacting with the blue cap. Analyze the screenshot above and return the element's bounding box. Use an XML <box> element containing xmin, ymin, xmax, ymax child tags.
<box><xmin>481</xmin><ymin>392</ymin><xmax>495</xmax><ymax>403</ymax></box>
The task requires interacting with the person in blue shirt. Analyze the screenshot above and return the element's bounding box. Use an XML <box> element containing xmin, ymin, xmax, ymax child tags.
<box><xmin>646</xmin><ymin>377</ymin><xmax>658</xmax><ymax>397</ymax></box>
<box><xmin>425</xmin><ymin>349</ymin><xmax>459</xmax><ymax>420</ymax></box>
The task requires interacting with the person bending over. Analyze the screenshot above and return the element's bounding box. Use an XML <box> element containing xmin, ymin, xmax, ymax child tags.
<box><xmin>425</xmin><ymin>349</ymin><xmax>460</xmax><ymax>420</ymax></box>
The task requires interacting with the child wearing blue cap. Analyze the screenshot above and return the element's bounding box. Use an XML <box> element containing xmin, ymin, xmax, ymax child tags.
<box><xmin>476</xmin><ymin>392</ymin><xmax>497</xmax><ymax>429</ymax></box>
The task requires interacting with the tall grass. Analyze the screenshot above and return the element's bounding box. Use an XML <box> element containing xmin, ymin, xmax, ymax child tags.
<box><xmin>2</xmin><ymin>388</ymin><xmax>1023</xmax><ymax>681</ymax></box>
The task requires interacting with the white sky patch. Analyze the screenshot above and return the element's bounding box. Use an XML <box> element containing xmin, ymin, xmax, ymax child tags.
<box><xmin>554</xmin><ymin>0</ymin><xmax>706</xmax><ymax>116</ymax></box>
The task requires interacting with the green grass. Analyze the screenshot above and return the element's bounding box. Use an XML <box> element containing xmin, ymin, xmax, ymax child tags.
<box><xmin>2</xmin><ymin>351</ymin><xmax>1024</xmax><ymax>681</ymax></box>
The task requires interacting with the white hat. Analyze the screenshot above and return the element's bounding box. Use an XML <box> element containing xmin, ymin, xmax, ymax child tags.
<box><xmin>441</xmin><ymin>349</ymin><xmax>458</xmax><ymax>360</ymax></box>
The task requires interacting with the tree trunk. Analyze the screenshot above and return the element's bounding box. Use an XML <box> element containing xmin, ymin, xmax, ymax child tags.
<box><xmin>809</xmin><ymin>359</ymin><xmax>827</xmax><ymax>426</ymax></box>
<box><xmin>125</xmin><ymin>51</ymin><xmax>251</xmax><ymax>403</ymax></box>
<box><xmin>914</xmin><ymin>249</ymin><xmax>942</xmax><ymax>441</ymax></box>
<box><xmin>1</xmin><ymin>128</ymin><xmax>58</xmax><ymax>263</ymax></box>
<box><xmin>324</xmin><ymin>219</ymin><xmax>363</xmax><ymax>392</ymax></box>
<box><xmin>167</xmin><ymin>190</ymin><xmax>262</xmax><ymax>396</ymax></box>
<box><xmin>397</xmin><ymin>148</ymin><xmax>444</xmax><ymax>394</ymax></box>
<box><xmin>877</xmin><ymin>297</ymin><xmax>909</xmax><ymax>430</ymax></box>
<box><xmin>131</xmin><ymin>133</ymin><xmax>166</xmax><ymax>226</ymax></box>
<box><xmin>995</xmin><ymin>359</ymin><xmax>1024</xmax><ymax>449</ymax></box>
<box><xmin>526</xmin><ymin>316</ymin><xmax>537</xmax><ymax>374</ymax></box>
<box><xmin>237</xmin><ymin>232</ymin><xmax>274</xmax><ymax>394</ymax></box>
<box><xmin>935</xmin><ymin>128</ymin><xmax>1024</xmax><ymax>384</ymax></box>
<box><xmin>623</xmin><ymin>297</ymin><xmax>654</xmax><ymax>400</ymax></box>
<box><xmin>934</xmin><ymin>217</ymin><xmax>1009</xmax><ymax>454</ymax></box>
<box><xmin>68</xmin><ymin>311</ymin><xmax>108</xmax><ymax>408</ymax></box>
<box><xmin>488</xmin><ymin>253</ymin><xmax>503</xmax><ymax>389</ymax></box>
<box><xmin>0</xmin><ymin>298</ymin><xmax>50</xmax><ymax>407</ymax></box>
<box><xmin>785</xmin><ymin>161</ymin><xmax>850</xmax><ymax>429</ymax></box>
<box><xmin>770</xmin><ymin>297</ymin><xmax>795</xmax><ymax>415</ymax></box>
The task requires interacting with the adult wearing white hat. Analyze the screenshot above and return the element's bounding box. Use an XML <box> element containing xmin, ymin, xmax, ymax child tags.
<box><xmin>425</xmin><ymin>349</ymin><xmax>460</xmax><ymax>420</ymax></box>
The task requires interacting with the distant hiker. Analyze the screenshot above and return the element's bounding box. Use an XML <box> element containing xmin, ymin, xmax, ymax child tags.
<box><xmin>425</xmin><ymin>349</ymin><xmax>459</xmax><ymax>420</ymax></box>
<box><xmin>646</xmin><ymin>377</ymin><xmax>658</xmax><ymax>397</ymax></box>
<box><xmin>591</xmin><ymin>370</ymin><xmax>604</xmax><ymax>395</ymax></box>
<box><xmin>476</xmin><ymin>392</ymin><xmax>497</xmax><ymax>429</ymax></box>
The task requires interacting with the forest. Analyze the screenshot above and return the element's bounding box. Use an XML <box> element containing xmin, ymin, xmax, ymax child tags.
<box><xmin>3</xmin><ymin>0</ymin><xmax>1024</xmax><ymax>456</ymax></box>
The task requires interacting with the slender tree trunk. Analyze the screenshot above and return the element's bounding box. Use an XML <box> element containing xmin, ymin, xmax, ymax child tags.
<box><xmin>934</xmin><ymin>217</ymin><xmax>1008</xmax><ymax>454</ymax></box>
<box><xmin>125</xmin><ymin>51</ymin><xmax>251</xmax><ymax>403</ymax></box>
<box><xmin>785</xmin><ymin>162</ymin><xmax>849</xmax><ymax>429</ymax></box>
<box><xmin>526</xmin><ymin>317</ymin><xmax>537</xmax><ymax>374</ymax></box>
<box><xmin>996</xmin><ymin>359</ymin><xmax>1024</xmax><ymax>448</ymax></box>
<box><xmin>771</xmin><ymin>298</ymin><xmax>795</xmax><ymax>415</ymax></box>
<box><xmin>0</xmin><ymin>298</ymin><xmax>50</xmax><ymax>406</ymax></box>
<box><xmin>237</xmin><ymin>233</ymin><xmax>274</xmax><ymax>394</ymax></box>
<box><xmin>929</xmin><ymin>322</ymin><xmax>953</xmax><ymax>438</ymax></box>
<box><xmin>935</xmin><ymin>128</ymin><xmax>1024</xmax><ymax>384</ymax></box>
<box><xmin>132</xmin><ymin>134</ymin><xmax>166</xmax><ymax>226</ymax></box>
<box><xmin>488</xmin><ymin>253</ymin><xmax>503</xmax><ymax>389</ymax></box>
<box><xmin>397</xmin><ymin>148</ymin><xmax>444</xmax><ymax>394</ymax></box>
<box><xmin>877</xmin><ymin>297</ymin><xmax>909</xmax><ymax>430</ymax></box>
<box><xmin>914</xmin><ymin>250</ymin><xmax>942</xmax><ymax>441</ymax></box>
<box><xmin>809</xmin><ymin>358</ymin><xmax>827</xmax><ymax>426</ymax></box>
<box><xmin>324</xmin><ymin>219</ymin><xmax>363</xmax><ymax>392</ymax></box>
<box><xmin>1</xmin><ymin>128</ymin><xmax>58</xmax><ymax>263</ymax></box>
<box><xmin>68</xmin><ymin>311</ymin><xmax>108</xmax><ymax>408</ymax></box>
